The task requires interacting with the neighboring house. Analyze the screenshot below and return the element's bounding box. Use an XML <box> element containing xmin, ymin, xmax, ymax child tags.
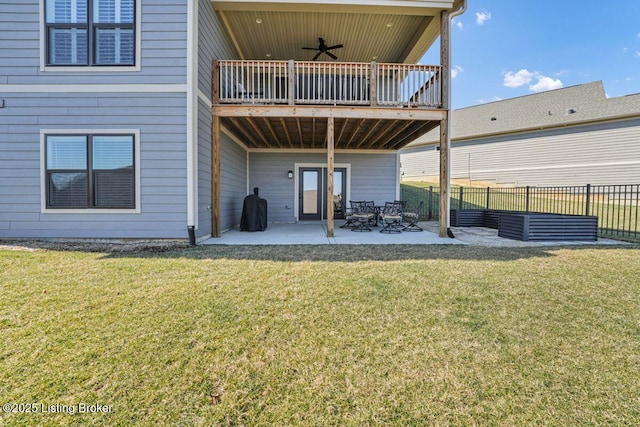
<box><xmin>401</xmin><ymin>81</ymin><xmax>640</xmax><ymax>187</ymax></box>
<box><xmin>0</xmin><ymin>0</ymin><xmax>466</xmax><ymax>241</ymax></box>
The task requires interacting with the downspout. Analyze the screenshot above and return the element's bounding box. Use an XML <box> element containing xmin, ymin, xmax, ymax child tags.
<box><xmin>186</xmin><ymin>0</ymin><xmax>199</xmax><ymax>245</ymax></box>
<box><xmin>444</xmin><ymin>0</ymin><xmax>466</xmax><ymax>236</ymax></box>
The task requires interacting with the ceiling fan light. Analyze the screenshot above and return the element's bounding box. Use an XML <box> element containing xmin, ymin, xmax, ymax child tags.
<box><xmin>255</xmin><ymin>18</ymin><xmax>262</xmax><ymax>24</ymax></box>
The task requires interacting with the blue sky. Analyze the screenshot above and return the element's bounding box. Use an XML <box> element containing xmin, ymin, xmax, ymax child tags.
<box><xmin>421</xmin><ymin>0</ymin><xmax>640</xmax><ymax>109</ymax></box>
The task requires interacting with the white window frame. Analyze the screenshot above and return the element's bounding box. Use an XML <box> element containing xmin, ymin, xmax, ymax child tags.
<box><xmin>40</xmin><ymin>0</ymin><xmax>142</xmax><ymax>72</ymax></box>
<box><xmin>40</xmin><ymin>129</ymin><xmax>141</xmax><ymax>214</ymax></box>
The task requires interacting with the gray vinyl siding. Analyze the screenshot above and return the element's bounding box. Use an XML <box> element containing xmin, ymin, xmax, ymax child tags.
<box><xmin>401</xmin><ymin>119</ymin><xmax>640</xmax><ymax>187</ymax></box>
<box><xmin>195</xmin><ymin>0</ymin><xmax>239</xmax><ymax>237</ymax></box>
<box><xmin>0</xmin><ymin>92</ymin><xmax>188</xmax><ymax>239</ymax></box>
<box><xmin>249</xmin><ymin>152</ymin><xmax>398</xmax><ymax>223</ymax></box>
<box><xmin>197</xmin><ymin>0</ymin><xmax>238</xmax><ymax>96</ymax></box>
<box><xmin>196</xmin><ymin>96</ymin><xmax>213</xmax><ymax>237</ymax></box>
<box><xmin>220</xmin><ymin>137</ymin><xmax>248</xmax><ymax>231</ymax></box>
<box><xmin>0</xmin><ymin>0</ymin><xmax>187</xmax><ymax>85</ymax></box>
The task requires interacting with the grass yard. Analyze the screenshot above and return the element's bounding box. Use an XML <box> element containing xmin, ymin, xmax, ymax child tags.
<box><xmin>1</xmin><ymin>244</ymin><xmax>640</xmax><ymax>426</ymax></box>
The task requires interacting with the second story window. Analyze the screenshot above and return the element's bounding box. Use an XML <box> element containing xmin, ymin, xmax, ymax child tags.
<box><xmin>45</xmin><ymin>0</ymin><xmax>135</xmax><ymax>66</ymax></box>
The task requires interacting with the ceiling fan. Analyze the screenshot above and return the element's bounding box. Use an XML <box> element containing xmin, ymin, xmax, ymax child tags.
<box><xmin>302</xmin><ymin>38</ymin><xmax>344</xmax><ymax>61</ymax></box>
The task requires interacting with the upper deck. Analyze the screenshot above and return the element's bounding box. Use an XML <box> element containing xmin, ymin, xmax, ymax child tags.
<box><xmin>214</xmin><ymin>60</ymin><xmax>443</xmax><ymax>108</ymax></box>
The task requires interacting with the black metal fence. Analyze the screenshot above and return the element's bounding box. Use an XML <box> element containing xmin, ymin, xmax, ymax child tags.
<box><xmin>400</xmin><ymin>184</ymin><xmax>640</xmax><ymax>241</ymax></box>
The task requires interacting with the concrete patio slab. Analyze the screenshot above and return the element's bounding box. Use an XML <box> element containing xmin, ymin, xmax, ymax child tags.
<box><xmin>201</xmin><ymin>221</ymin><xmax>627</xmax><ymax>246</ymax></box>
<box><xmin>201</xmin><ymin>221</ymin><xmax>464</xmax><ymax>245</ymax></box>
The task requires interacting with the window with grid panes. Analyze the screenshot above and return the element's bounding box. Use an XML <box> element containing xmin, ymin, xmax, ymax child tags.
<box><xmin>45</xmin><ymin>0</ymin><xmax>135</xmax><ymax>66</ymax></box>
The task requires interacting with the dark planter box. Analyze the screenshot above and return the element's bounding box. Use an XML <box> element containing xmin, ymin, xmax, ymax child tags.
<box><xmin>450</xmin><ymin>209</ymin><xmax>486</xmax><ymax>227</ymax></box>
<box><xmin>498</xmin><ymin>213</ymin><xmax>598</xmax><ymax>241</ymax></box>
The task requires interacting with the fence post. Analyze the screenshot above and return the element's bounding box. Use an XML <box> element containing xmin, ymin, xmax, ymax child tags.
<box><xmin>428</xmin><ymin>186</ymin><xmax>433</xmax><ymax>220</ymax></box>
<box><xmin>585</xmin><ymin>183</ymin><xmax>591</xmax><ymax>216</ymax></box>
<box><xmin>525</xmin><ymin>186</ymin><xmax>530</xmax><ymax>212</ymax></box>
<box><xmin>486</xmin><ymin>186</ymin><xmax>490</xmax><ymax>209</ymax></box>
<box><xmin>458</xmin><ymin>187</ymin><xmax>464</xmax><ymax>211</ymax></box>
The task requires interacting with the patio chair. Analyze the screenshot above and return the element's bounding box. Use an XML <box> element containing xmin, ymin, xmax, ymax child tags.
<box><xmin>339</xmin><ymin>200</ymin><xmax>359</xmax><ymax>229</ymax></box>
<box><xmin>351</xmin><ymin>201</ymin><xmax>375</xmax><ymax>232</ymax></box>
<box><xmin>402</xmin><ymin>200</ymin><xmax>424</xmax><ymax>232</ymax></box>
<box><xmin>362</xmin><ymin>200</ymin><xmax>378</xmax><ymax>227</ymax></box>
<box><xmin>379</xmin><ymin>201</ymin><xmax>404</xmax><ymax>233</ymax></box>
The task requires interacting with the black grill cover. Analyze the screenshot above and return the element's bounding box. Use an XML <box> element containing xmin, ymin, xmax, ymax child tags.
<box><xmin>240</xmin><ymin>192</ymin><xmax>267</xmax><ymax>232</ymax></box>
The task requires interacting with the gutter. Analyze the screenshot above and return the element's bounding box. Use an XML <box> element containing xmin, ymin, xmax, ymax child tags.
<box><xmin>442</xmin><ymin>0</ymin><xmax>466</xmax><ymax>232</ymax></box>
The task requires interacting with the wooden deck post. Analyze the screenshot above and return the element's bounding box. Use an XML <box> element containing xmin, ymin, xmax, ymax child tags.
<box><xmin>326</xmin><ymin>117</ymin><xmax>335</xmax><ymax>237</ymax></box>
<box><xmin>370</xmin><ymin>62</ymin><xmax>377</xmax><ymax>107</ymax></box>
<box><xmin>212</xmin><ymin>60</ymin><xmax>220</xmax><ymax>104</ymax></box>
<box><xmin>212</xmin><ymin>114</ymin><xmax>221</xmax><ymax>237</ymax></box>
<box><xmin>288</xmin><ymin>60</ymin><xmax>295</xmax><ymax>105</ymax></box>
<box><xmin>439</xmin><ymin>10</ymin><xmax>452</xmax><ymax>238</ymax></box>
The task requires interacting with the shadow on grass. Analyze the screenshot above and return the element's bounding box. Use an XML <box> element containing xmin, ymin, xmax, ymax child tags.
<box><xmin>100</xmin><ymin>243</ymin><xmax>638</xmax><ymax>262</ymax></box>
<box><xmin>2</xmin><ymin>240</ymin><xmax>636</xmax><ymax>262</ymax></box>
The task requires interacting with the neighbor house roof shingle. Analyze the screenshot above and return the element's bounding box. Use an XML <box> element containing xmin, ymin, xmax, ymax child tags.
<box><xmin>407</xmin><ymin>81</ymin><xmax>640</xmax><ymax>147</ymax></box>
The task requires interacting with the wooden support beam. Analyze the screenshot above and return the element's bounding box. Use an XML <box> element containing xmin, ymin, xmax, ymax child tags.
<box><xmin>262</xmin><ymin>117</ymin><xmax>282</xmax><ymax>148</ymax></box>
<box><xmin>378</xmin><ymin>120</ymin><xmax>415</xmax><ymax>149</ymax></box>
<box><xmin>439</xmin><ymin>9</ymin><xmax>452</xmax><ymax>238</ymax></box>
<box><xmin>336</xmin><ymin>118</ymin><xmax>349</xmax><ymax>146</ymax></box>
<box><xmin>247</xmin><ymin>117</ymin><xmax>270</xmax><ymax>147</ymax></box>
<box><xmin>387</xmin><ymin>121</ymin><xmax>437</xmax><ymax>150</ymax></box>
<box><xmin>344</xmin><ymin>118</ymin><xmax>365</xmax><ymax>149</ymax></box>
<box><xmin>213</xmin><ymin>105</ymin><xmax>446</xmax><ymax>121</ymax></box>
<box><xmin>295</xmin><ymin>118</ymin><xmax>304</xmax><ymax>147</ymax></box>
<box><xmin>326</xmin><ymin>117</ymin><xmax>335</xmax><ymax>238</ymax></box>
<box><xmin>228</xmin><ymin>117</ymin><xmax>260</xmax><ymax>148</ymax></box>
<box><xmin>364</xmin><ymin>120</ymin><xmax>397</xmax><ymax>149</ymax></box>
<box><xmin>311</xmin><ymin>117</ymin><xmax>316</xmax><ymax>148</ymax></box>
<box><xmin>212</xmin><ymin>115</ymin><xmax>221</xmax><ymax>238</ymax></box>
<box><xmin>279</xmin><ymin>117</ymin><xmax>294</xmax><ymax>148</ymax></box>
<box><xmin>355</xmin><ymin>119</ymin><xmax>381</xmax><ymax>149</ymax></box>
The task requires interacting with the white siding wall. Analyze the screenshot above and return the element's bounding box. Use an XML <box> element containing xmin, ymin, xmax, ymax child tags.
<box><xmin>401</xmin><ymin>119</ymin><xmax>640</xmax><ymax>187</ymax></box>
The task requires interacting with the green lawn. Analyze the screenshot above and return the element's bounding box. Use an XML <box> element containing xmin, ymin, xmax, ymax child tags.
<box><xmin>1</xmin><ymin>244</ymin><xmax>640</xmax><ymax>426</ymax></box>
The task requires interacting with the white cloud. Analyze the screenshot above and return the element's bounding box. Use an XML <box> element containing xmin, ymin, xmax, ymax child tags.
<box><xmin>530</xmin><ymin>76</ymin><xmax>563</xmax><ymax>92</ymax></box>
<box><xmin>636</xmin><ymin>51</ymin><xmax>640</xmax><ymax>58</ymax></box>
<box><xmin>456</xmin><ymin>21</ymin><xmax>464</xmax><ymax>30</ymax></box>
<box><xmin>503</xmin><ymin>69</ymin><xmax>536</xmax><ymax>88</ymax></box>
<box><xmin>475</xmin><ymin>10</ymin><xmax>491</xmax><ymax>25</ymax></box>
<box><xmin>503</xmin><ymin>69</ymin><xmax>564</xmax><ymax>93</ymax></box>
<box><xmin>451</xmin><ymin>65</ymin><xmax>464</xmax><ymax>79</ymax></box>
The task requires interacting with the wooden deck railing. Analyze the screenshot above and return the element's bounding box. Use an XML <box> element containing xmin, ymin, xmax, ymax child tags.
<box><xmin>214</xmin><ymin>60</ymin><xmax>443</xmax><ymax>108</ymax></box>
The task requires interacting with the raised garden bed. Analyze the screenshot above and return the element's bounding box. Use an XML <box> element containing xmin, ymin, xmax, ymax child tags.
<box><xmin>450</xmin><ymin>209</ymin><xmax>598</xmax><ymax>241</ymax></box>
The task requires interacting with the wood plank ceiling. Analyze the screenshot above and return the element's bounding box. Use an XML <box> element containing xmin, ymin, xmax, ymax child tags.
<box><xmin>221</xmin><ymin>116</ymin><xmax>440</xmax><ymax>150</ymax></box>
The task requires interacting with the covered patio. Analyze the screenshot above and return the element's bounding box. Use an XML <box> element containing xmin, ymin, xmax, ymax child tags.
<box><xmin>202</xmin><ymin>221</ymin><xmax>461</xmax><ymax>245</ymax></box>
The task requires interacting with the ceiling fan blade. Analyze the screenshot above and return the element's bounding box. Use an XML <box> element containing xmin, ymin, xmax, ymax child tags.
<box><xmin>302</xmin><ymin>47</ymin><xmax>318</xmax><ymax>50</ymax></box>
<box><xmin>313</xmin><ymin>51</ymin><xmax>322</xmax><ymax>61</ymax></box>
<box><xmin>327</xmin><ymin>44</ymin><xmax>343</xmax><ymax>50</ymax></box>
<box><xmin>326</xmin><ymin>51</ymin><xmax>338</xmax><ymax>60</ymax></box>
